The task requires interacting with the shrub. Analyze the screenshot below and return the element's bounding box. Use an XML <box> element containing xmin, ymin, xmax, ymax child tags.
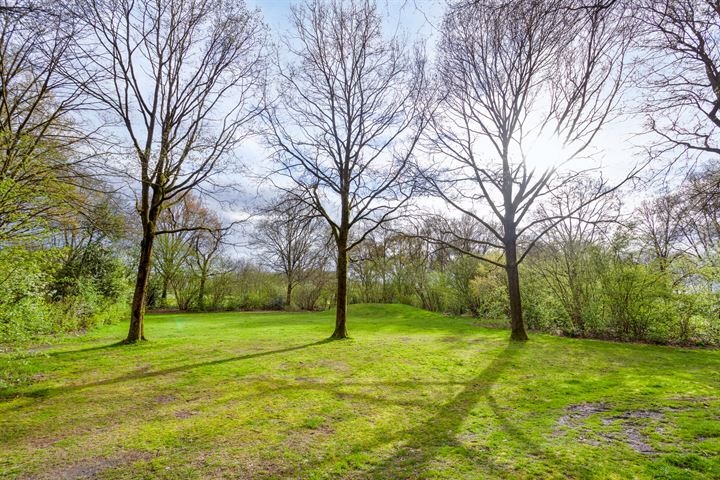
<box><xmin>598</xmin><ymin>258</ymin><xmax>671</xmax><ymax>341</ymax></box>
<box><xmin>0</xmin><ymin>245</ymin><xmax>130</xmax><ymax>345</ymax></box>
<box><xmin>51</xmin><ymin>244</ymin><xmax>126</xmax><ymax>301</ymax></box>
<box><xmin>0</xmin><ymin>247</ymin><xmax>57</xmax><ymax>343</ymax></box>
<box><xmin>470</xmin><ymin>268</ymin><xmax>509</xmax><ymax>321</ymax></box>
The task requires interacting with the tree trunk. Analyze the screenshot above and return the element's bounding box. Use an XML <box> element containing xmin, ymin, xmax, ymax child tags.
<box><xmin>197</xmin><ymin>271</ymin><xmax>206</xmax><ymax>311</ymax></box>
<box><xmin>285</xmin><ymin>281</ymin><xmax>293</xmax><ymax>308</ymax></box>
<box><xmin>505</xmin><ymin>241</ymin><xmax>528</xmax><ymax>341</ymax></box>
<box><xmin>332</xmin><ymin>238</ymin><xmax>349</xmax><ymax>339</ymax></box>
<box><xmin>127</xmin><ymin>230</ymin><xmax>155</xmax><ymax>342</ymax></box>
<box><xmin>502</xmin><ymin>150</ymin><xmax>528</xmax><ymax>342</ymax></box>
<box><xmin>160</xmin><ymin>277</ymin><xmax>168</xmax><ymax>306</ymax></box>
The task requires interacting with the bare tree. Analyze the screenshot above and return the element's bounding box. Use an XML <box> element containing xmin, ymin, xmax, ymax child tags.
<box><xmin>537</xmin><ymin>177</ymin><xmax>622</xmax><ymax>251</ymax></box>
<box><xmin>418</xmin><ymin>0</ymin><xmax>638</xmax><ymax>340</ymax></box>
<box><xmin>636</xmin><ymin>193</ymin><xmax>686</xmax><ymax>271</ymax></box>
<box><xmin>252</xmin><ymin>197</ymin><xmax>329</xmax><ymax>308</ymax></box>
<box><xmin>267</xmin><ymin>0</ymin><xmax>427</xmax><ymax>338</ymax></box>
<box><xmin>349</xmin><ymin>227</ymin><xmax>401</xmax><ymax>304</ymax></box>
<box><xmin>190</xmin><ymin>212</ymin><xmax>225</xmax><ymax>311</ymax></box>
<box><xmin>678</xmin><ymin>169</ymin><xmax>720</xmax><ymax>264</ymax></box>
<box><xmin>152</xmin><ymin>195</ymin><xmax>205</xmax><ymax>306</ymax></box>
<box><xmin>637</xmin><ymin>0</ymin><xmax>720</xmax><ymax>182</ymax></box>
<box><xmin>66</xmin><ymin>0</ymin><xmax>266</xmax><ymax>341</ymax></box>
<box><xmin>51</xmin><ymin>188</ymin><xmax>131</xmax><ymax>262</ymax></box>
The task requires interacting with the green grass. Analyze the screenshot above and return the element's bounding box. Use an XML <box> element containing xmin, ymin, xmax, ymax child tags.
<box><xmin>1</xmin><ymin>304</ymin><xmax>719</xmax><ymax>479</ymax></box>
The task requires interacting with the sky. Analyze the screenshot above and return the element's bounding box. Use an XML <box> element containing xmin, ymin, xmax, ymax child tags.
<box><xmin>246</xmin><ymin>0</ymin><xmax>443</xmax><ymax>39</ymax></box>
<box><xmin>215</xmin><ymin>0</ymin><xmax>653</xmax><ymax>254</ymax></box>
<box><xmin>223</xmin><ymin>0</ymin><xmax>445</xmax><ymax>211</ymax></box>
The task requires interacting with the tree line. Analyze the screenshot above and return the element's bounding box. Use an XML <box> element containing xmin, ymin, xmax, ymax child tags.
<box><xmin>1</xmin><ymin>0</ymin><xmax>719</xmax><ymax>345</ymax></box>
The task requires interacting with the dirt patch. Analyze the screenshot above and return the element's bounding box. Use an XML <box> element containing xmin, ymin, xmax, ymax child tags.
<box><xmin>441</xmin><ymin>335</ymin><xmax>464</xmax><ymax>343</ymax></box>
<box><xmin>604</xmin><ymin>410</ymin><xmax>664</xmax><ymax>421</ymax></box>
<box><xmin>282</xmin><ymin>423</ymin><xmax>336</xmax><ymax>458</ymax></box>
<box><xmin>174</xmin><ymin>410</ymin><xmax>199</xmax><ymax>419</ymax></box>
<box><xmin>27</xmin><ymin>450</ymin><xmax>152</xmax><ymax>479</ymax></box>
<box><xmin>554</xmin><ymin>403</ymin><xmax>668</xmax><ymax>454</ymax></box>
<box><xmin>309</xmin><ymin>358</ymin><xmax>352</xmax><ymax>373</ymax></box>
<box><xmin>622</xmin><ymin>425</ymin><xmax>656</xmax><ymax>453</ymax></box>
<box><xmin>555</xmin><ymin>402</ymin><xmax>612</xmax><ymax>432</ymax></box>
<box><xmin>28</xmin><ymin>435</ymin><xmax>65</xmax><ymax>449</ymax></box>
<box><xmin>135</xmin><ymin>363</ymin><xmax>153</xmax><ymax>373</ymax></box>
<box><xmin>154</xmin><ymin>394</ymin><xmax>177</xmax><ymax>404</ymax></box>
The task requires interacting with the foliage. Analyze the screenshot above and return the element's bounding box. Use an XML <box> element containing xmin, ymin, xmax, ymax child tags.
<box><xmin>0</xmin><ymin>244</ymin><xmax>129</xmax><ymax>345</ymax></box>
<box><xmin>344</xmin><ymin>226</ymin><xmax>720</xmax><ymax>346</ymax></box>
<box><xmin>51</xmin><ymin>243</ymin><xmax>127</xmax><ymax>301</ymax></box>
<box><xmin>0</xmin><ymin>247</ymin><xmax>55</xmax><ymax>342</ymax></box>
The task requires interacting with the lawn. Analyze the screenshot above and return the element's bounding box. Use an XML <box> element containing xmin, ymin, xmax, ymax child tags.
<box><xmin>1</xmin><ymin>304</ymin><xmax>719</xmax><ymax>479</ymax></box>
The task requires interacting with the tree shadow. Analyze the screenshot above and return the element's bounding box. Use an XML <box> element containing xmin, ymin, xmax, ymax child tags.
<box><xmin>5</xmin><ymin>339</ymin><xmax>334</xmax><ymax>401</ymax></box>
<box><xmin>44</xmin><ymin>341</ymin><xmax>127</xmax><ymax>356</ymax></box>
<box><xmin>342</xmin><ymin>341</ymin><xmax>597</xmax><ymax>479</ymax></box>
<box><xmin>357</xmin><ymin>341</ymin><xmax>525</xmax><ymax>479</ymax></box>
<box><xmin>215</xmin><ymin>378</ymin><xmax>470</xmax><ymax>411</ymax></box>
<box><xmin>5</xmin><ymin>338</ymin><xmax>599</xmax><ymax>477</ymax></box>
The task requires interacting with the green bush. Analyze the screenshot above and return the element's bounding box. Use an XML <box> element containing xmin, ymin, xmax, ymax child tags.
<box><xmin>598</xmin><ymin>258</ymin><xmax>671</xmax><ymax>341</ymax></box>
<box><xmin>0</xmin><ymin>247</ymin><xmax>57</xmax><ymax>342</ymax></box>
<box><xmin>446</xmin><ymin>256</ymin><xmax>482</xmax><ymax>315</ymax></box>
<box><xmin>0</xmin><ymin>245</ymin><xmax>130</xmax><ymax>345</ymax></box>
<box><xmin>470</xmin><ymin>267</ymin><xmax>508</xmax><ymax>321</ymax></box>
<box><xmin>486</xmin><ymin>242</ymin><xmax>720</xmax><ymax>345</ymax></box>
<box><xmin>672</xmin><ymin>290</ymin><xmax>720</xmax><ymax>345</ymax></box>
<box><xmin>51</xmin><ymin>244</ymin><xmax>127</xmax><ymax>301</ymax></box>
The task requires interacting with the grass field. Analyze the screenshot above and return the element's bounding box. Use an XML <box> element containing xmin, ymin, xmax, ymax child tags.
<box><xmin>1</xmin><ymin>304</ymin><xmax>719</xmax><ymax>479</ymax></box>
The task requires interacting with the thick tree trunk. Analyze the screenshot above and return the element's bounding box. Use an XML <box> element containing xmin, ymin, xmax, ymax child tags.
<box><xmin>127</xmin><ymin>230</ymin><xmax>155</xmax><ymax>342</ymax></box>
<box><xmin>505</xmin><ymin>241</ymin><xmax>528</xmax><ymax>341</ymax></box>
<box><xmin>332</xmin><ymin>239</ymin><xmax>349</xmax><ymax>339</ymax></box>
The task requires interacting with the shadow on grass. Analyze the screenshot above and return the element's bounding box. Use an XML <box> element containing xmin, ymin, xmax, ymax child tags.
<box><xmin>335</xmin><ymin>341</ymin><xmax>591</xmax><ymax>479</ymax></box>
<box><xmin>46</xmin><ymin>329</ymin><xmax>349</xmax><ymax>357</ymax></box>
<box><xmin>342</xmin><ymin>341</ymin><xmax>522</xmax><ymax>479</ymax></box>
<box><xmin>6</xmin><ymin>339</ymin><xmax>334</xmax><ymax>401</ymax></box>
<box><xmin>45</xmin><ymin>341</ymin><xmax>127</xmax><ymax>356</ymax></box>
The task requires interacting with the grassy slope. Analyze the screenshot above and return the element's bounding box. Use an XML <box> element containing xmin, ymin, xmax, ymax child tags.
<box><xmin>1</xmin><ymin>304</ymin><xmax>719</xmax><ymax>479</ymax></box>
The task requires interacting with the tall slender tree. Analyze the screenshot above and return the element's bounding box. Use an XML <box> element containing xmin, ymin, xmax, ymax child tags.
<box><xmin>190</xmin><ymin>212</ymin><xmax>225</xmax><ymax>311</ymax></box>
<box><xmin>637</xmin><ymin>193</ymin><xmax>686</xmax><ymax>272</ymax></box>
<box><xmin>419</xmin><ymin>0</ymin><xmax>638</xmax><ymax>340</ymax></box>
<box><xmin>267</xmin><ymin>0</ymin><xmax>427</xmax><ymax>338</ymax></box>
<box><xmin>67</xmin><ymin>0</ymin><xmax>266</xmax><ymax>342</ymax></box>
